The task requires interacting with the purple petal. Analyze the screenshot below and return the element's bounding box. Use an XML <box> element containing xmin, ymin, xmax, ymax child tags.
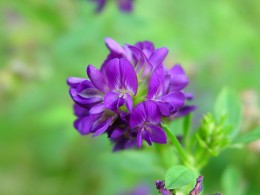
<box><xmin>104</xmin><ymin>37</ymin><xmax>125</xmax><ymax>54</ymax></box>
<box><xmin>127</xmin><ymin>45</ymin><xmax>153</xmax><ymax>76</ymax></box>
<box><xmin>155</xmin><ymin>101</ymin><xmax>176</xmax><ymax>117</ymax></box>
<box><xmin>78</xmin><ymin>88</ymin><xmax>102</xmax><ymax>99</ymax></box>
<box><xmin>117</xmin><ymin>96</ymin><xmax>125</xmax><ymax>108</ymax></box>
<box><xmin>142</xmin><ymin>130</ymin><xmax>152</xmax><ymax>146</ymax></box>
<box><xmin>70</xmin><ymin>88</ymin><xmax>102</xmax><ymax>105</ymax></box>
<box><xmin>173</xmin><ymin>105</ymin><xmax>197</xmax><ymax>118</ymax></box>
<box><xmin>74</xmin><ymin>104</ymin><xmax>89</xmax><ymax>116</ymax></box>
<box><xmin>104</xmin><ymin>91</ymin><xmax>120</xmax><ymax>111</ymax></box>
<box><xmin>119</xmin><ymin>58</ymin><xmax>138</xmax><ymax>94</ymax></box>
<box><xmin>76</xmin><ymin>80</ymin><xmax>94</xmax><ymax>92</ymax></box>
<box><xmin>105</xmin><ymin>58</ymin><xmax>138</xmax><ymax>95</ymax></box>
<box><xmin>89</xmin><ymin>103</ymin><xmax>105</xmax><ymax>114</ymax></box>
<box><xmin>149</xmin><ymin>47</ymin><xmax>168</xmax><ymax>68</ymax></box>
<box><xmin>130</xmin><ymin>102</ymin><xmax>147</xmax><ymax>128</ymax></box>
<box><xmin>76</xmin><ymin>81</ymin><xmax>103</xmax><ymax>104</ymax></box>
<box><xmin>135</xmin><ymin>41</ymin><xmax>155</xmax><ymax>53</ymax></box>
<box><xmin>185</xmin><ymin>92</ymin><xmax>194</xmax><ymax>101</ymax></box>
<box><xmin>160</xmin><ymin>91</ymin><xmax>185</xmax><ymax>109</ymax></box>
<box><xmin>67</xmin><ymin>77</ymin><xmax>86</xmax><ymax>88</ymax></box>
<box><xmin>148</xmin><ymin>125</ymin><xmax>167</xmax><ymax>144</ymax></box>
<box><xmin>142</xmin><ymin>41</ymin><xmax>154</xmax><ymax>51</ymax></box>
<box><xmin>117</xmin><ymin>0</ymin><xmax>133</xmax><ymax>12</ymax></box>
<box><xmin>147</xmin><ymin>67</ymin><xmax>165</xmax><ymax>99</ymax></box>
<box><xmin>137</xmin><ymin>130</ymin><xmax>143</xmax><ymax>148</ymax></box>
<box><xmin>143</xmin><ymin>101</ymin><xmax>161</xmax><ymax>124</ymax></box>
<box><xmin>87</xmin><ymin>65</ymin><xmax>108</xmax><ymax>93</ymax></box>
<box><xmin>125</xmin><ymin>93</ymin><xmax>133</xmax><ymax>112</ymax></box>
<box><xmin>127</xmin><ymin>45</ymin><xmax>142</xmax><ymax>61</ymax></box>
<box><xmin>105</xmin><ymin>58</ymin><xmax>122</xmax><ymax>90</ymax></box>
<box><xmin>110</xmin><ymin>128</ymin><xmax>124</xmax><ymax>139</ymax></box>
<box><xmin>169</xmin><ymin>64</ymin><xmax>189</xmax><ymax>91</ymax></box>
<box><xmin>76</xmin><ymin>116</ymin><xmax>92</xmax><ymax>135</ymax></box>
<box><xmin>93</xmin><ymin>117</ymin><xmax>113</xmax><ymax>137</ymax></box>
<box><xmin>90</xmin><ymin>112</ymin><xmax>103</xmax><ymax>121</ymax></box>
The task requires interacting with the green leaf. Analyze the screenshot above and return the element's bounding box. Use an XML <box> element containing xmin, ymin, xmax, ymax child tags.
<box><xmin>221</xmin><ymin>166</ymin><xmax>244</xmax><ymax>195</ymax></box>
<box><xmin>165</xmin><ymin>165</ymin><xmax>194</xmax><ymax>189</ymax></box>
<box><xmin>214</xmin><ymin>88</ymin><xmax>242</xmax><ymax>138</ymax></box>
<box><xmin>233</xmin><ymin>126</ymin><xmax>260</xmax><ymax>144</ymax></box>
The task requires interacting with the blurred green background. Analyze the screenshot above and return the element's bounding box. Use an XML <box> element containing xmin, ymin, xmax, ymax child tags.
<box><xmin>0</xmin><ymin>0</ymin><xmax>260</xmax><ymax>194</ymax></box>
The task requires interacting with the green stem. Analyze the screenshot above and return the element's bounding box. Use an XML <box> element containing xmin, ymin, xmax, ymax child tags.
<box><xmin>162</xmin><ymin>123</ymin><xmax>191</xmax><ymax>167</ymax></box>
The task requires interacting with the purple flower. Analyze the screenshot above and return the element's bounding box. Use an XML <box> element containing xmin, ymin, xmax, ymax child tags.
<box><xmin>89</xmin><ymin>0</ymin><xmax>133</xmax><ymax>13</ymax></box>
<box><xmin>130</xmin><ymin>101</ymin><xmax>167</xmax><ymax>147</ymax></box>
<box><xmin>68</xmin><ymin>58</ymin><xmax>138</xmax><ymax>136</ymax></box>
<box><xmin>67</xmin><ymin>37</ymin><xmax>195</xmax><ymax>151</ymax></box>
<box><xmin>155</xmin><ymin>180</ymin><xmax>173</xmax><ymax>195</ymax></box>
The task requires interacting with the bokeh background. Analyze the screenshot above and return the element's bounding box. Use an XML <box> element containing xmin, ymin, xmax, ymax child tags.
<box><xmin>0</xmin><ymin>0</ymin><xmax>260</xmax><ymax>194</ymax></box>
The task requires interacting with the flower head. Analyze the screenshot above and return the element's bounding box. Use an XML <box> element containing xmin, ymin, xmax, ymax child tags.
<box><xmin>67</xmin><ymin>37</ymin><xmax>195</xmax><ymax>150</ymax></box>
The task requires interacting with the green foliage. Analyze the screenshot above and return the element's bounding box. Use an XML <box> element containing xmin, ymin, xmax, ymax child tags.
<box><xmin>221</xmin><ymin>166</ymin><xmax>244</xmax><ymax>195</ymax></box>
<box><xmin>165</xmin><ymin>165</ymin><xmax>194</xmax><ymax>190</ymax></box>
<box><xmin>196</xmin><ymin>113</ymin><xmax>232</xmax><ymax>156</ymax></box>
<box><xmin>233</xmin><ymin>126</ymin><xmax>260</xmax><ymax>144</ymax></box>
<box><xmin>214</xmin><ymin>88</ymin><xmax>242</xmax><ymax>138</ymax></box>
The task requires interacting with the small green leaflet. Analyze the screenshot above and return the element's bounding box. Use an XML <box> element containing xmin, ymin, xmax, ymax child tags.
<box><xmin>165</xmin><ymin>165</ymin><xmax>194</xmax><ymax>189</ymax></box>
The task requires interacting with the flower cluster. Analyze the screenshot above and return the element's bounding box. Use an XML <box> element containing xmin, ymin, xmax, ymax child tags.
<box><xmin>67</xmin><ymin>37</ymin><xmax>195</xmax><ymax>151</ymax></box>
<box><xmin>89</xmin><ymin>0</ymin><xmax>133</xmax><ymax>13</ymax></box>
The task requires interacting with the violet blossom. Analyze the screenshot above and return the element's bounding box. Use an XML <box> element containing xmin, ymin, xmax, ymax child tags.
<box><xmin>89</xmin><ymin>0</ymin><xmax>133</xmax><ymax>13</ymax></box>
<box><xmin>130</xmin><ymin>101</ymin><xmax>167</xmax><ymax>147</ymax></box>
<box><xmin>67</xmin><ymin>37</ymin><xmax>195</xmax><ymax>150</ymax></box>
